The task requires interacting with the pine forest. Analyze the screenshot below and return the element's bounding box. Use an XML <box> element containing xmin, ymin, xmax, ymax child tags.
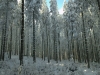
<box><xmin>0</xmin><ymin>0</ymin><xmax>100</xmax><ymax>75</ymax></box>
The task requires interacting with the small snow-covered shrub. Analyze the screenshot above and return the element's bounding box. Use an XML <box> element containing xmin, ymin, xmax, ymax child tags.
<box><xmin>69</xmin><ymin>63</ymin><xmax>77</xmax><ymax>72</ymax></box>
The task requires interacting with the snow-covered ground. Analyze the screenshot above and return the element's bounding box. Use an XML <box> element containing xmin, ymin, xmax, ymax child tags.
<box><xmin>0</xmin><ymin>55</ymin><xmax>100</xmax><ymax>75</ymax></box>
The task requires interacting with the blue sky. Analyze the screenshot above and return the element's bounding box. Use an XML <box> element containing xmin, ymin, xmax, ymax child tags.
<box><xmin>46</xmin><ymin>0</ymin><xmax>68</xmax><ymax>9</ymax></box>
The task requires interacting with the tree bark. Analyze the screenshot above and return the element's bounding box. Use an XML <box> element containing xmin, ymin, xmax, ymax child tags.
<box><xmin>81</xmin><ymin>11</ymin><xmax>90</xmax><ymax>68</ymax></box>
<box><xmin>9</xmin><ymin>24</ymin><xmax>12</xmax><ymax>59</ymax></box>
<box><xmin>20</xmin><ymin>0</ymin><xmax>24</xmax><ymax>65</ymax></box>
<box><xmin>33</xmin><ymin>11</ymin><xmax>36</xmax><ymax>62</ymax></box>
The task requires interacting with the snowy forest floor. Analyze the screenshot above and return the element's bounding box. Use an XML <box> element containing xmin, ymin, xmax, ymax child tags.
<box><xmin>0</xmin><ymin>55</ymin><xmax>100</xmax><ymax>75</ymax></box>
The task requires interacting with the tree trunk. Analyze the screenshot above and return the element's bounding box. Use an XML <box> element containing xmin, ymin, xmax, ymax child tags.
<box><xmin>15</xmin><ymin>27</ymin><xmax>18</xmax><ymax>55</ymax></box>
<box><xmin>97</xmin><ymin>0</ymin><xmax>100</xmax><ymax>11</ymax></box>
<box><xmin>54</xmin><ymin>30</ymin><xmax>58</xmax><ymax>63</ymax></box>
<box><xmin>48</xmin><ymin>33</ymin><xmax>50</xmax><ymax>63</ymax></box>
<box><xmin>9</xmin><ymin>25</ymin><xmax>12</xmax><ymax>59</ymax></box>
<box><xmin>26</xmin><ymin>29</ymin><xmax>29</xmax><ymax>56</ymax></box>
<box><xmin>33</xmin><ymin>11</ymin><xmax>36</xmax><ymax>62</ymax></box>
<box><xmin>1</xmin><ymin>0</ymin><xmax>8</xmax><ymax>61</ymax></box>
<box><xmin>42</xmin><ymin>33</ymin><xmax>44</xmax><ymax>60</ymax></box>
<box><xmin>81</xmin><ymin>11</ymin><xmax>90</xmax><ymax>68</ymax></box>
<box><xmin>20</xmin><ymin>0</ymin><xmax>24</xmax><ymax>65</ymax></box>
<box><xmin>1</xmin><ymin>28</ymin><xmax>4</xmax><ymax>60</ymax></box>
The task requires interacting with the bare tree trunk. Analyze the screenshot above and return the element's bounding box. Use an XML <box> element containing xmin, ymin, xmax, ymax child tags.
<box><xmin>33</xmin><ymin>11</ymin><xmax>36</xmax><ymax>62</ymax></box>
<box><xmin>1</xmin><ymin>28</ymin><xmax>4</xmax><ymax>60</ymax></box>
<box><xmin>48</xmin><ymin>34</ymin><xmax>50</xmax><ymax>63</ymax></box>
<box><xmin>20</xmin><ymin>0</ymin><xmax>24</xmax><ymax>65</ymax></box>
<box><xmin>19</xmin><ymin>28</ymin><xmax>21</xmax><ymax>60</ymax></box>
<box><xmin>2</xmin><ymin>0</ymin><xmax>8</xmax><ymax>60</ymax></box>
<box><xmin>97</xmin><ymin>0</ymin><xmax>100</xmax><ymax>11</ymax></box>
<box><xmin>9</xmin><ymin>25</ymin><xmax>12</xmax><ymax>59</ymax></box>
<box><xmin>54</xmin><ymin>30</ymin><xmax>58</xmax><ymax>63</ymax></box>
<box><xmin>15</xmin><ymin>27</ymin><xmax>18</xmax><ymax>55</ymax></box>
<box><xmin>26</xmin><ymin>29</ymin><xmax>29</xmax><ymax>56</ymax></box>
<box><xmin>77</xmin><ymin>40</ymin><xmax>81</xmax><ymax>62</ymax></box>
<box><xmin>81</xmin><ymin>10</ymin><xmax>90</xmax><ymax>68</ymax></box>
<box><xmin>58</xmin><ymin>33</ymin><xmax>61</xmax><ymax>61</ymax></box>
<box><xmin>42</xmin><ymin>33</ymin><xmax>44</xmax><ymax>60</ymax></box>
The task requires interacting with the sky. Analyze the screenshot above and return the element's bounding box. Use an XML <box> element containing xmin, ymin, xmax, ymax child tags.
<box><xmin>46</xmin><ymin>0</ymin><xmax>68</xmax><ymax>14</ymax></box>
